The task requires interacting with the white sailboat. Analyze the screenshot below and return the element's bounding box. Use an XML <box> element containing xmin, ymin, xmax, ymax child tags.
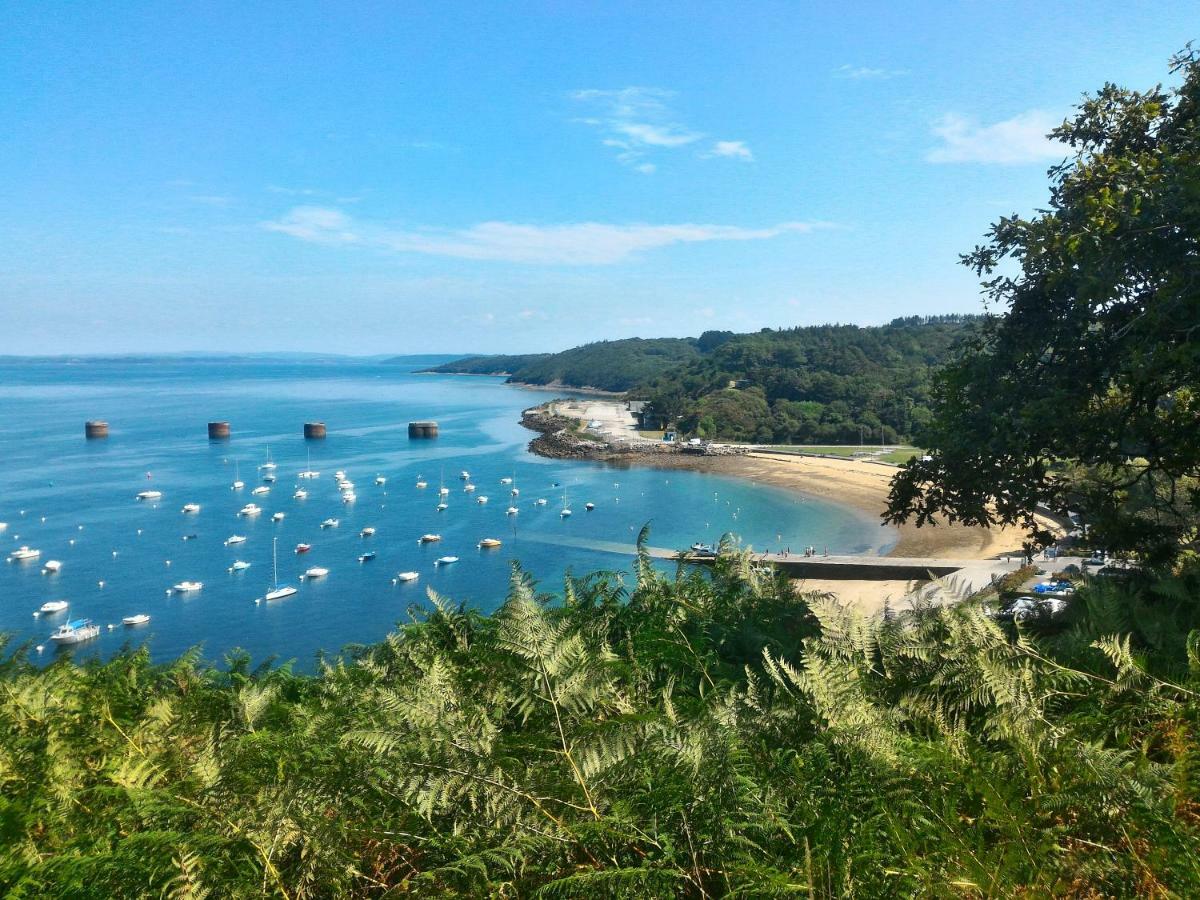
<box><xmin>298</xmin><ymin>449</ymin><xmax>320</xmax><ymax>480</ymax></box>
<box><xmin>560</xmin><ymin>490</ymin><xmax>572</xmax><ymax>518</ymax></box>
<box><xmin>181</xmin><ymin>502</ymin><xmax>201</xmax><ymax>513</ymax></box>
<box><xmin>231</xmin><ymin>460</ymin><xmax>244</xmax><ymax>491</ymax></box>
<box><xmin>123</xmin><ymin>614</ymin><xmax>151</xmax><ymax>626</ymax></box>
<box><xmin>136</xmin><ymin>489</ymin><xmax>162</xmax><ymax>500</ymax></box>
<box><xmin>260</xmin><ymin>445</ymin><xmax>276</xmax><ymax>471</ymax></box>
<box><xmin>262</xmin><ymin>537</ymin><xmax>297</xmax><ymax>601</ymax></box>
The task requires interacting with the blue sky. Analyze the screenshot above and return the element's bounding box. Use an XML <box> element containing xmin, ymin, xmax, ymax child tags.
<box><xmin>0</xmin><ymin>1</ymin><xmax>1194</xmax><ymax>355</ymax></box>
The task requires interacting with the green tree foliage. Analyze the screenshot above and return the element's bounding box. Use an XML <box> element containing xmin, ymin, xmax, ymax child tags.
<box><xmin>887</xmin><ymin>50</ymin><xmax>1200</xmax><ymax>561</ymax></box>
<box><xmin>416</xmin><ymin>353</ymin><xmax>553</xmax><ymax>376</ymax></box>
<box><xmin>3</xmin><ymin>540</ymin><xmax>1199</xmax><ymax>897</ymax></box>
<box><xmin>643</xmin><ymin>317</ymin><xmax>977</xmax><ymax>443</ymax></box>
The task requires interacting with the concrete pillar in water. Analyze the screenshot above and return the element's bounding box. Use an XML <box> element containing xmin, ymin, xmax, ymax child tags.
<box><xmin>85</xmin><ymin>420</ymin><xmax>109</xmax><ymax>439</ymax></box>
<box><xmin>304</xmin><ymin>422</ymin><xmax>327</xmax><ymax>439</ymax></box>
<box><xmin>408</xmin><ymin>421</ymin><xmax>439</xmax><ymax>438</ymax></box>
<box><xmin>208</xmin><ymin>421</ymin><xmax>231</xmax><ymax>439</ymax></box>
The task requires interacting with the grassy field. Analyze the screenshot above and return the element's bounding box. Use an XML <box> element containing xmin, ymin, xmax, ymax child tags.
<box><xmin>762</xmin><ymin>445</ymin><xmax>923</xmax><ymax>465</ymax></box>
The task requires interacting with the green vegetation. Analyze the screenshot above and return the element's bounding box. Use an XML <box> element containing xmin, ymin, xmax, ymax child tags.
<box><xmin>413</xmin><ymin>352</ymin><xmax>552</xmax><ymax>376</ymax></box>
<box><xmin>765</xmin><ymin>445</ymin><xmax>924</xmax><ymax>465</ymax></box>
<box><xmin>424</xmin><ymin>338</ymin><xmax>702</xmax><ymax>393</ymax></box>
<box><xmin>887</xmin><ymin>49</ymin><xmax>1200</xmax><ymax>562</ymax></box>
<box><xmin>425</xmin><ymin>320</ymin><xmax>976</xmax><ymax>442</ymax></box>
<box><xmin>3</xmin><ymin>538</ymin><xmax>1199</xmax><ymax>897</ymax></box>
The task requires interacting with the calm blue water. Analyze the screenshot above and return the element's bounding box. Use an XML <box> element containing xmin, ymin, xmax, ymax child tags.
<box><xmin>0</xmin><ymin>359</ymin><xmax>892</xmax><ymax>668</ymax></box>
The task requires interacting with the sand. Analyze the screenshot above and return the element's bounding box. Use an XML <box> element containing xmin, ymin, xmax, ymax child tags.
<box><xmin>613</xmin><ymin>451</ymin><xmax>1039</xmax><ymax>561</ymax></box>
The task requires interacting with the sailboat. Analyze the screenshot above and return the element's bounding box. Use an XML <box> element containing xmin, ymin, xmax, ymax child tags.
<box><xmin>231</xmin><ymin>460</ymin><xmax>244</xmax><ymax>491</ymax></box>
<box><xmin>262</xmin><ymin>537</ymin><xmax>297</xmax><ymax>601</ymax></box>
<box><xmin>259</xmin><ymin>445</ymin><xmax>276</xmax><ymax>471</ymax></box>
<box><xmin>506</xmin><ymin>473</ymin><xmax>519</xmax><ymax>515</ymax></box>
<box><xmin>298</xmin><ymin>448</ymin><xmax>320</xmax><ymax>480</ymax></box>
<box><xmin>560</xmin><ymin>490</ymin><xmax>572</xmax><ymax>518</ymax></box>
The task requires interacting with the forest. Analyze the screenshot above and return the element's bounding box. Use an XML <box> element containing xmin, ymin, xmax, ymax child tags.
<box><xmin>423</xmin><ymin>318</ymin><xmax>977</xmax><ymax>443</ymax></box>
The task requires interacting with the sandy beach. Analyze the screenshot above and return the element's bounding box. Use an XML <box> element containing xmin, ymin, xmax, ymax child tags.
<box><xmin>530</xmin><ymin>399</ymin><xmax>1051</xmax><ymax>612</ymax></box>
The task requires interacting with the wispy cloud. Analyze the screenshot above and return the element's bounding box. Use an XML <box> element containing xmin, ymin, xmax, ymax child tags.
<box><xmin>570</xmin><ymin>87</ymin><xmax>750</xmax><ymax>171</ymax></box>
<box><xmin>188</xmin><ymin>194</ymin><xmax>235</xmax><ymax>207</ymax></box>
<box><xmin>926</xmin><ymin>110</ymin><xmax>1066</xmax><ymax>164</ymax></box>
<box><xmin>706</xmin><ymin>140</ymin><xmax>754</xmax><ymax>161</ymax></box>
<box><xmin>262</xmin><ymin>206</ymin><xmax>819</xmax><ymax>265</ymax></box>
<box><xmin>833</xmin><ymin>64</ymin><xmax>908</xmax><ymax>80</ymax></box>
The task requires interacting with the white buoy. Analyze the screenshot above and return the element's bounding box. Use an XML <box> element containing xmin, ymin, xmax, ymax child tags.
<box><xmin>98</xmin><ymin>580</ymin><xmax>105</xmax><ymax>588</ymax></box>
<box><xmin>36</xmin><ymin>645</ymin><xmax>44</xmax><ymax>653</ymax></box>
<box><xmin>69</xmin><ymin>539</ymin><xmax>75</xmax><ymax>546</ymax></box>
<box><xmin>112</xmin><ymin>550</ymin><xmax>118</xmax><ymax>558</ymax></box>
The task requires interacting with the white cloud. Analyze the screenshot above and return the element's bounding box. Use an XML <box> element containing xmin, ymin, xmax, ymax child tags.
<box><xmin>834</xmin><ymin>64</ymin><xmax>909</xmax><ymax>80</ymax></box>
<box><xmin>708</xmin><ymin>140</ymin><xmax>753</xmax><ymax>161</ymax></box>
<box><xmin>261</xmin><ymin>206</ymin><xmax>360</xmax><ymax>244</ymax></box>
<box><xmin>261</xmin><ymin>206</ymin><xmax>820</xmax><ymax>266</ymax></box>
<box><xmin>570</xmin><ymin>87</ymin><xmax>703</xmax><ymax>170</ymax></box>
<box><xmin>926</xmin><ymin>110</ymin><xmax>1066</xmax><ymax>164</ymax></box>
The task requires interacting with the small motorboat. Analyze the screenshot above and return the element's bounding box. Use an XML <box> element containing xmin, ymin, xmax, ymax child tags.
<box><xmin>506</xmin><ymin>506</ymin><xmax>518</xmax><ymax>516</ymax></box>
<box><xmin>464</xmin><ymin>483</ymin><xmax>476</xmax><ymax>492</ymax></box>
<box><xmin>360</xmin><ymin>527</ymin><xmax>375</xmax><ymax>537</ymax></box>
<box><xmin>477</xmin><ymin>496</ymin><xmax>489</xmax><ymax>504</ymax></box>
<box><xmin>225</xmin><ymin>535</ymin><xmax>247</xmax><ymax>545</ymax></box>
<box><xmin>375</xmin><ymin>475</ymin><xmax>386</xmax><ymax>485</ymax></box>
<box><xmin>500</xmin><ymin>477</ymin><xmax>513</xmax><ymax>485</ymax></box>
<box><xmin>303</xmin><ymin>567</ymin><xmax>329</xmax><ymax>579</ymax></box>
<box><xmin>172</xmin><ymin>581</ymin><xmax>203</xmax><ymax>593</ymax></box>
<box><xmin>182</xmin><ymin>533</ymin><xmax>198</xmax><ymax>541</ymax></box>
<box><xmin>438</xmin><ymin>486</ymin><xmax>450</xmax><ymax>496</ymax></box>
<box><xmin>418</xmin><ymin>534</ymin><xmax>441</xmax><ymax>543</ymax></box>
<box><xmin>42</xmin><ymin>559</ymin><xmax>62</xmax><ymax>573</ymax></box>
<box><xmin>272</xmin><ymin>512</ymin><xmax>285</xmax><ymax>522</ymax></box>
<box><xmin>535</xmin><ymin>498</ymin><xmax>548</xmax><ymax>506</ymax></box>
<box><xmin>561</xmin><ymin>508</ymin><xmax>572</xmax><ymax>518</ymax></box>
<box><xmin>321</xmin><ymin>518</ymin><xmax>339</xmax><ymax>529</ymax></box>
<box><xmin>358</xmin><ymin>551</ymin><xmax>376</xmax><ymax>563</ymax></box>
<box><xmin>251</xmin><ymin>485</ymin><xmax>270</xmax><ymax>496</ymax></box>
<box><xmin>8</xmin><ymin>546</ymin><xmax>40</xmax><ymax>561</ymax></box>
<box><xmin>436</xmin><ymin>502</ymin><xmax>448</xmax><ymax>511</ymax></box>
<box><xmin>262</xmin><ymin>474</ymin><xmax>277</xmax><ymax>484</ymax></box>
<box><xmin>415</xmin><ymin>480</ymin><xmax>428</xmax><ymax>489</ymax></box>
<box><xmin>478</xmin><ymin>538</ymin><xmax>502</xmax><ymax>549</ymax></box>
<box><xmin>39</xmin><ymin>600</ymin><xmax>69</xmax><ymax>614</ymax></box>
<box><xmin>136</xmin><ymin>490</ymin><xmax>162</xmax><ymax>501</ymax></box>
<box><xmin>435</xmin><ymin>556</ymin><xmax>459</xmax><ymax>566</ymax></box>
<box><xmin>342</xmin><ymin>492</ymin><xmax>357</xmax><ymax>503</ymax></box>
<box><xmin>337</xmin><ymin>480</ymin><xmax>355</xmax><ymax>491</ymax></box>
<box><xmin>181</xmin><ymin>503</ymin><xmax>201</xmax><ymax>514</ymax></box>
<box><xmin>293</xmin><ymin>489</ymin><xmax>308</xmax><ymax>499</ymax></box>
<box><xmin>460</xmin><ymin>471</ymin><xmax>470</xmax><ymax>480</ymax></box>
<box><xmin>585</xmin><ymin>503</ymin><xmax>595</xmax><ymax>511</ymax></box>
<box><xmin>295</xmin><ymin>543</ymin><xmax>312</xmax><ymax>554</ymax></box>
<box><xmin>334</xmin><ymin>470</ymin><xmax>346</xmax><ymax>480</ymax></box>
<box><xmin>123</xmin><ymin>614</ymin><xmax>151</xmax><ymax>626</ymax></box>
<box><xmin>50</xmin><ymin>619</ymin><xmax>100</xmax><ymax>645</ymax></box>
<box><xmin>229</xmin><ymin>560</ymin><xmax>251</xmax><ymax>571</ymax></box>
<box><xmin>396</xmin><ymin>571</ymin><xmax>420</xmax><ymax>582</ymax></box>
<box><xmin>239</xmin><ymin>503</ymin><xmax>262</xmax><ymax>516</ymax></box>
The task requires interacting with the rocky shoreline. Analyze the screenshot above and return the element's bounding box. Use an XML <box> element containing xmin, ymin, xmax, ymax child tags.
<box><xmin>520</xmin><ymin>403</ymin><xmax>747</xmax><ymax>461</ymax></box>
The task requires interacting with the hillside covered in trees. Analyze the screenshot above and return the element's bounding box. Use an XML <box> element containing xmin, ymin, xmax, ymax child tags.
<box><xmin>421</xmin><ymin>317</ymin><xmax>977</xmax><ymax>441</ymax></box>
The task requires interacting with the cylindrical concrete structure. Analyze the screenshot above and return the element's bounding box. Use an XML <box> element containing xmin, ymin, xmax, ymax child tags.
<box><xmin>208</xmin><ymin>421</ymin><xmax>231</xmax><ymax>440</ymax></box>
<box><xmin>408</xmin><ymin>420</ymin><xmax>439</xmax><ymax>438</ymax></box>
<box><xmin>85</xmin><ymin>420</ymin><xmax>109</xmax><ymax>439</ymax></box>
<box><xmin>304</xmin><ymin>422</ymin><xmax>327</xmax><ymax>439</ymax></box>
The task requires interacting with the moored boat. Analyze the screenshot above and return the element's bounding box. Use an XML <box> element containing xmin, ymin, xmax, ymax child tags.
<box><xmin>50</xmin><ymin>618</ymin><xmax>100</xmax><ymax>645</ymax></box>
<box><xmin>42</xmin><ymin>559</ymin><xmax>62</xmax><ymax>573</ymax></box>
<box><xmin>358</xmin><ymin>551</ymin><xmax>376</xmax><ymax>562</ymax></box>
<box><xmin>225</xmin><ymin>534</ymin><xmax>247</xmax><ymax>545</ymax></box>
<box><xmin>418</xmin><ymin>534</ymin><xmax>441</xmax><ymax>543</ymax></box>
<box><xmin>251</xmin><ymin>485</ymin><xmax>270</xmax><ymax>495</ymax></box>
<box><xmin>478</xmin><ymin>538</ymin><xmax>502</xmax><ymax>549</ymax></box>
<box><xmin>181</xmin><ymin>502</ymin><xmax>201</xmax><ymax>513</ymax></box>
<box><xmin>321</xmin><ymin>518</ymin><xmax>339</xmax><ymax>529</ymax></box>
<box><xmin>8</xmin><ymin>546</ymin><xmax>40</xmax><ymax>561</ymax></box>
<box><xmin>172</xmin><ymin>581</ymin><xmax>203</xmax><ymax>592</ymax></box>
<box><xmin>295</xmin><ymin>543</ymin><xmax>312</xmax><ymax>554</ymax></box>
<box><xmin>136</xmin><ymin>490</ymin><xmax>162</xmax><ymax>501</ymax></box>
<box><xmin>123</xmin><ymin>614</ymin><xmax>151</xmax><ymax>626</ymax></box>
<box><xmin>39</xmin><ymin>600</ymin><xmax>69</xmax><ymax>614</ymax></box>
<box><xmin>272</xmin><ymin>512</ymin><xmax>285</xmax><ymax>521</ymax></box>
<box><xmin>293</xmin><ymin>489</ymin><xmax>308</xmax><ymax>499</ymax></box>
<box><xmin>239</xmin><ymin>503</ymin><xmax>262</xmax><ymax>516</ymax></box>
<box><xmin>396</xmin><ymin>571</ymin><xmax>420</xmax><ymax>582</ymax></box>
<box><xmin>229</xmin><ymin>560</ymin><xmax>252</xmax><ymax>571</ymax></box>
<box><xmin>435</xmin><ymin>556</ymin><xmax>459</xmax><ymax>566</ymax></box>
<box><xmin>303</xmin><ymin>566</ymin><xmax>329</xmax><ymax>579</ymax></box>
<box><xmin>262</xmin><ymin>537</ymin><xmax>298</xmax><ymax>601</ymax></box>
<box><xmin>360</xmin><ymin>527</ymin><xmax>375</xmax><ymax>537</ymax></box>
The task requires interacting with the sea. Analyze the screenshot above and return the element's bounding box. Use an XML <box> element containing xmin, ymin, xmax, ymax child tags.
<box><xmin>0</xmin><ymin>357</ymin><xmax>893</xmax><ymax>668</ymax></box>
